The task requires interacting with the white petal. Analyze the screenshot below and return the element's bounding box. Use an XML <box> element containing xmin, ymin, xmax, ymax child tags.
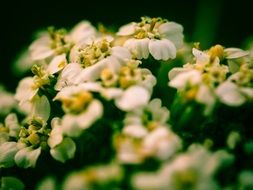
<box><xmin>158</xmin><ymin>22</ymin><xmax>184</xmax><ymax>48</ymax></box>
<box><xmin>15</xmin><ymin>77</ymin><xmax>38</xmax><ymax>104</ymax></box>
<box><xmin>29</xmin><ymin>35</ymin><xmax>54</xmax><ymax>61</ymax></box>
<box><xmin>50</xmin><ymin>137</ymin><xmax>76</xmax><ymax>163</ymax></box>
<box><xmin>192</xmin><ymin>48</ymin><xmax>210</xmax><ymax>65</ymax></box>
<box><xmin>116</xmin><ymin>86</ymin><xmax>150</xmax><ymax>111</ymax></box>
<box><xmin>225</xmin><ymin>48</ymin><xmax>249</xmax><ymax>59</ymax></box>
<box><xmin>47</xmin><ymin>54</ymin><xmax>67</xmax><ymax>75</ymax></box>
<box><xmin>169</xmin><ymin>70</ymin><xmax>201</xmax><ymax>89</ymax></box>
<box><xmin>73</xmin><ymin>59</ymin><xmax>107</xmax><ymax>83</ymax></box>
<box><xmin>240</xmin><ymin>87</ymin><xmax>253</xmax><ymax>99</ymax></box>
<box><xmin>62</xmin><ymin>100</ymin><xmax>103</xmax><ymax>137</ymax></box>
<box><xmin>168</xmin><ymin>67</ymin><xmax>191</xmax><ymax>80</ymax></box>
<box><xmin>48</xmin><ymin>118</ymin><xmax>63</xmax><ymax>148</ymax></box>
<box><xmin>55</xmin><ymin>63</ymin><xmax>83</xmax><ymax>90</ymax></box>
<box><xmin>15</xmin><ymin>147</ymin><xmax>41</xmax><ymax>168</ymax></box>
<box><xmin>149</xmin><ymin>39</ymin><xmax>176</xmax><ymax>60</ymax></box>
<box><xmin>70</xmin><ymin>21</ymin><xmax>97</xmax><ymax>44</ymax></box>
<box><xmin>0</xmin><ymin>142</ymin><xmax>18</xmax><ymax>168</ymax></box>
<box><xmin>101</xmin><ymin>87</ymin><xmax>123</xmax><ymax>100</ymax></box>
<box><xmin>123</xmin><ymin>124</ymin><xmax>148</xmax><ymax>138</ymax></box>
<box><xmin>117</xmin><ymin>22</ymin><xmax>136</xmax><ymax>36</ymax></box>
<box><xmin>124</xmin><ymin>38</ymin><xmax>149</xmax><ymax>59</ymax></box>
<box><xmin>216</xmin><ymin>82</ymin><xmax>246</xmax><ymax>106</ymax></box>
<box><xmin>111</xmin><ymin>46</ymin><xmax>132</xmax><ymax>62</ymax></box>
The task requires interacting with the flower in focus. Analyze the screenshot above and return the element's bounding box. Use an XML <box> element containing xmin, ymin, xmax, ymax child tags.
<box><xmin>117</xmin><ymin>17</ymin><xmax>184</xmax><ymax>60</ymax></box>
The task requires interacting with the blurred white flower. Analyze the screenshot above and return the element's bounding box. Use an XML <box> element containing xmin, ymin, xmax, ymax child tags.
<box><xmin>63</xmin><ymin>163</ymin><xmax>123</xmax><ymax>190</ymax></box>
<box><xmin>132</xmin><ymin>144</ymin><xmax>233</xmax><ymax>190</ymax></box>
<box><xmin>216</xmin><ymin>63</ymin><xmax>253</xmax><ymax>106</ymax></box>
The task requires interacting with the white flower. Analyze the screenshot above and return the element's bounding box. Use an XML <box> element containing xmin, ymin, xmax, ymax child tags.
<box><xmin>63</xmin><ymin>164</ymin><xmax>123</xmax><ymax>190</ymax></box>
<box><xmin>54</xmin><ymin>84</ymin><xmax>103</xmax><ymax>137</ymax></box>
<box><xmin>132</xmin><ymin>144</ymin><xmax>233</xmax><ymax>190</ymax></box>
<box><xmin>117</xmin><ymin>17</ymin><xmax>184</xmax><ymax>60</ymax></box>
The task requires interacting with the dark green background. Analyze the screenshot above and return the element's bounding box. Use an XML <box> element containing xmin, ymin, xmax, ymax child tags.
<box><xmin>0</xmin><ymin>0</ymin><xmax>252</xmax><ymax>90</ymax></box>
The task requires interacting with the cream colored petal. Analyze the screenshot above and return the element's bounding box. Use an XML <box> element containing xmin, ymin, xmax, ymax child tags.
<box><xmin>115</xmin><ymin>86</ymin><xmax>150</xmax><ymax>111</ymax></box>
<box><xmin>62</xmin><ymin>100</ymin><xmax>103</xmax><ymax>137</ymax></box>
<box><xmin>101</xmin><ymin>87</ymin><xmax>123</xmax><ymax>100</ymax></box>
<box><xmin>192</xmin><ymin>48</ymin><xmax>210</xmax><ymax>65</ymax></box>
<box><xmin>73</xmin><ymin>59</ymin><xmax>107</xmax><ymax>83</ymax></box>
<box><xmin>55</xmin><ymin>63</ymin><xmax>83</xmax><ymax>91</ymax></box>
<box><xmin>47</xmin><ymin>54</ymin><xmax>67</xmax><ymax>75</ymax></box>
<box><xmin>69</xmin><ymin>21</ymin><xmax>97</xmax><ymax>44</ymax></box>
<box><xmin>123</xmin><ymin>124</ymin><xmax>148</xmax><ymax>138</ymax></box>
<box><xmin>111</xmin><ymin>46</ymin><xmax>132</xmax><ymax>63</ymax></box>
<box><xmin>225</xmin><ymin>48</ymin><xmax>249</xmax><ymax>59</ymax></box>
<box><xmin>15</xmin><ymin>77</ymin><xmax>38</xmax><ymax>104</ymax></box>
<box><xmin>159</xmin><ymin>22</ymin><xmax>184</xmax><ymax>48</ymax></box>
<box><xmin>124</xmin><ymin>38</ymin><xmax>149</xmax><ymax>59</ymax></box>
<box><xmin>169</xmin><ymin>70</ymin><xmax>201</xmax><ymax>89</ymax></box>
<box><xmin>48</xmin><ymin>118</ymin><xmax>63</xmax><ymax>148</ymax></box>
<box><xmin>117</xmin><ymin>22</ymin><xmax>136</xmax><ymax>36</ymax></box>
<box><xmin>149</xmin><ymin>39</ymin><xmax>176</xmax><ymax>60</ymax></box>
<box><xmin>168</xmin><ymin>67</ymin><xmax>192</xmax><ymax>80</ymax></box>
<box><xmin>216</xmin><ymin>82</ymin><xmax>245</xmax><ymax>106</ymax></box>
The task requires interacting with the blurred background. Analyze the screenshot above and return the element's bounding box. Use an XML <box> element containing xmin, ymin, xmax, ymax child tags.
<box><xmin>0</xmin><ymin>0</ymin><xmax>253</xmax><ymax>90</ymax></box>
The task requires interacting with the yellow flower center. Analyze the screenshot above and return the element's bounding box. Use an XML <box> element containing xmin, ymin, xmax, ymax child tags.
<box><xmin>62</xmin><ymin>91</ymin><xmax>93</xmax><ymax>114</ymax></box>
<box><xmin>18</xmin><ymin>117</ymin><xmax>49</xmax><ymax>149</ymax></box>
<box><xmin>48</xmin><ymin>27</ymin><xmax>73</xmax><ymax>55</ymax></box>
<box><xmin>78</xmin><ymin>39</ymin><xmax>111</xmax><ymax>67</ymax></box>
<box><xmin>31</xmin><ymin>65</ymin><xmax>51</xmax><ymax>89</ymax></box>
<box><xmin>208</xmin><ymin>44</ymin><xmax>224</xmax><ymax>62</ymax></box>
<box><xmin>133</xmin><ymin>17</ymin><xmax>167</xmax><ymax>39</ymax></box>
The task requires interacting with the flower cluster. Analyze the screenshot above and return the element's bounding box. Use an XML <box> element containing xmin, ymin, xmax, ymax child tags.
<box><xmin>1</xmin><ymin>17</ymin><xmax>253</xmax><ymax>190</ymax></box>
